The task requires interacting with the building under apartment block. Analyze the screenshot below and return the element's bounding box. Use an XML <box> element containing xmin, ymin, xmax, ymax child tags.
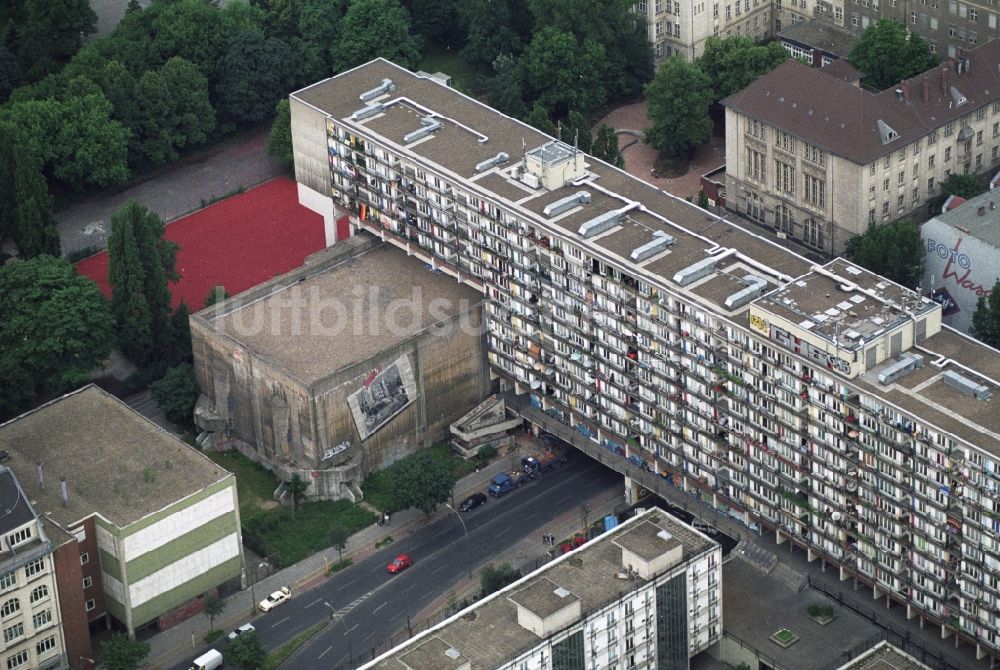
<box><xmin>0</xmin><ymin>386</ymin><xmax>243</xmax><ymax>637</ymax></box>
<box><xmin>290</xmin><ymin>59</ymin><xmax>1000</xmax><ymax>661</ymax></box>
<box><xmin>357</xmin><ymin>508</ymin><xmax>721</xmax><ymax>670</ymax></box>
<box><xmin>723</xmin><ymin>40</ymin><xmax>1000</xmax><ymax>256</ymax></box>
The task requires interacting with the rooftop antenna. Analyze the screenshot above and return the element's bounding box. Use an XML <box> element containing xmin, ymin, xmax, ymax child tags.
<box><xmin>574</xmin><ymin>128</ymin><xmax>579</xmax><ymax>154</ymax></box>
<box><xmin>557</xmin><ymin>120</ymin><xmax>562</xmax><ymax>142</ymax></box>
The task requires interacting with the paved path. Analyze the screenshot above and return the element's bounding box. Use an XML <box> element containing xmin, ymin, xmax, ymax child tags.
<box><xmin>56</xmin><ymin>126</ymin><xmax>283</xmax><ymax>257</ymax></box>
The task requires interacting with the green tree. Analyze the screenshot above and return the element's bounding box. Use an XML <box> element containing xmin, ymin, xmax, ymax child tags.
<box><xmin>17</xmin><ymin>0</ymin><xmax>97</xmax><ymax>80</ymax></box>
<box><xmin>564</xmin><ymin>111</ymin><xmax>593</xmax><ymax>154</ymax></box>
<box><xmin>288</xmin><ymin>474</ymin><xmax>309</xmax><ymax>515</ymax></box>
<box><xmin>484</xmin><ymin>53</ymin><xmax>526</xmax><ymax>118</ymax></box>
<box><xmin>203</xmin><ymin>592</ymin><xmax>225</xmax><ymax>631</ymax></box>
<box><xmin>214</xmin><ymin>31</ymin><xmax>293</xmax><ymax>126</ymax></box>
<box><xmin>0</xmin><ymin>256</ymin><xmax>115</xmax><ymax>420</ymax></box>
<box><xmin>844</xmin><ymin>219</ymin><xmax>924</xmax><ymax>289</ymax></box>
<box><xmin>523</xmin><ymin>102</ymin><xmax>557</xmax><ymax>137</ymax></box>
<box><xmin>479</xmin><ymin>562</ymin><xmax>521</xmax><ymax>597</ymax></box>
<box><xmin>971</xmin><ymin>280</ymin><xmax>1000</xmax><ymax>349</ymax></box>
<box><xmin>329</xmin><ymin>523</ymin><xmax>350</xmax><ymax>562</ymax></box>
<box><xmin>408</xmin><ymin>0</ymin><xmax>466</xmax><ymax>47</ymax></box>
<box><xmin>133</xmin><ymin>57</ymin><xmax>216</xmax><ymax>166</ymax></box>
<box><xmin>150</xmin><ymin>0</ymin><xmax>230</xmax><ymax>78</ymax></box>
<box><xmin>101</xmin><ymin>634</ymin><xmax>150</xmax><ymax>670</ymax></box>
<box><xmin>393</xmin><ymin>449</ymin><xmax>456</xmax><ymax>516</ymax></box>
<box><xmin>940</xmin><ymin>172</ymin><xmax>986</xmax><ymax>199</ymax></box>
<box><xmin>520</xmin><ymin>28</ymin><xmax>607</xmax><ymax>118</ymax></box>
<box><xmin>225</xmin><ymin>630</ymin><xmax>266</xmax><ymax>670</ymax></box>
<box><xmin>697</xmin><ymin>36</ymin><xmax>788</xmax><ymax>102</ymax></box>
<box><xmin>849</xmin><ymin>19</ymin><xmax>939</xmax><ymax>91</ymax></box>
<box><xmin>460</xmin><ymin>0</ymin><xmax>522</xmax><ymax>67</ymax></box>
<box><xmin>644</xmin><ymin>56</ymin><xmax>713</xmax><ymax>158</ymax></box>
<box><xmin>0</xmin><ymin>45</ymin><xmax>21</xmax><ymax>102</ymax></box>
<box><xmin>170</xmin><ymin>302</ymin><xmax>193</xmax><ymax>363</ymax></box>
<box><xmin>204</xmin><ymin>285</ymin><xmax>230</xmax><ymax>307</ymax></box>
<box><xmin>150</xmin><ymin>363</ymin><xmax>199</xmax><ymax>427</ymax></box>
<box><xmin>332</xmin><ymin>0</ymin><xmax>422</xmax><ymax>71</ymax></box>
<box><xmin>268</xmin><ymin>99</ymin><xmax>293</xmax><ymax>170</ymax></box>
<box><xmin>286</xmin><ymin>0</ymin><xmax>343</xmax><ymax>85</ymax></box>
<box><xmin>0</xmin><ymin>122</ymin><xmax>59</xmax><ymax>258</ymax></box>
<box><xmin>591</xmin><ymin>124</ymin><xmax>623</xmax><ymax>168</ymax></box>
<box><xmin>107</xmin><ymin>207</ymin><xmax>154</xmax><ymax>363</ymax></box>
<box><xmin>123</xmin><ymin>200</ymin><xmax>177</xmax><ymax>356</ymax></box>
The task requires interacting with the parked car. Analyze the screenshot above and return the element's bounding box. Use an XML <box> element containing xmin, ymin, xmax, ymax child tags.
<box><xmin>228</xmin><ymin>623</ymin><xmax>255</xmax><ymax>641</ymax></box>
<box><xmin>258</xmin><ymin>586</ymin><xmax>291</xmax><ymax>612</ymax></box>
<box><xmin>387</xmin><ymin>553</ymin><xmax>412</xmax><ymax>574</ymax></box>
<box><xmin>458</xmin><ymin>492</ymin><xmax>487</xmax><ymax>512</ymax></box>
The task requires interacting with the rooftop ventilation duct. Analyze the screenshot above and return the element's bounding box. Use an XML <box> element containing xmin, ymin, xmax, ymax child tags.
<box><xmin>474</xmin><ymin>152</ymin><xmax>510</xmax><ymax>173</ymax></box>
<box><xmin>673</xmin><ymin>256</ymin><xmax>718</xmax><ymax>286</ymax></box>
<box><xmin>877</xmin><ymin>353</ymin><xmax>924</xmax><ymax>385</ymax></box>
<box><xmin>350</xmin><ymin>102</ymin><xmax>385</xmax><ymax>121</ymax></box>
<box><xmin>359</xmin><ymin>78</ymin><xmax>395</xmax><ymax>102</ymax></box>
<box><xmin>543</xmin><ymin>191</ymin><xmax>592</xmax><ymax>218</ymax></box>
<box><xmin>579</xmin><ymin>210</ymin><xmax>621</xmax><ymax>238</ymax></box>
<box><xmin>723</xmin><ymin>274</ymin><xmax>768</xmax><ymax>310</ymax></box>
<box><xmin>942</xmin><ymin>370</ymin><xmax>992</xmax><ymax>400</ymax></box>
<box><xmin>630</xmin><ymin>231</ymin><xmax>676</xmax><ymax>262</ymax></box>
<box><xmin>403</xmin><ymin>116</ymin><xmax>443</xmax><ymax>144</ymax></box>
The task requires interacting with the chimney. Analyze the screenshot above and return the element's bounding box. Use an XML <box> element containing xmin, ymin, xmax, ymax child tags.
<box><xmin>978</xmin><ymin>206</ymin><xmax>986</xmax><ymax>216</ymax></box>
<box><xmin>60</xmin><ymin>478</ymin><xmax>68</xmax><ymax>507</ymax></box>
<box><xmin>941</xmin><ymin>67</ymin><xmax>949</xmax><ymax>95</ymax></box>
<box><xmin>902</xmin><ymin>82</ymin><xmax>911</xmax><ymax>101</ymax></box>
<box><xmin>36</xmin><ymin>462</ymin><xmax>43</xmax><ymax>488</ymax></box>
<box><xmin>923</xmin><ymin>79</ymin><xmax>929</xmax><ymax>103</ymax></box>
<box><xmin>895</xmin><ymin>88</ymin><xmax>904</xmax><ymax>101</ymax></box>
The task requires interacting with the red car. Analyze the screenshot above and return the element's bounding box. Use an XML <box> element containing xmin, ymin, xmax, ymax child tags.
<box><xmin>387</xmin><ymin>553</ymin><xmax>412</xmax><ymax>574</ymax></box>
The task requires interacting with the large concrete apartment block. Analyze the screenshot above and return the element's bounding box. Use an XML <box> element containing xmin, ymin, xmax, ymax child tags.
<box><xmin>190</xmin><ymin>236</ymin><xmax>491</xmax><ymax>501</ymax></box>
<box><xmin>358</xmin><ymin>509</ymin><xmax>722</xmax><ymax>670</ymax></box>
<box><xmin>0</xmin><ymin>386</ymin><xmax>243</xmax><ymax>637</ymax></box>
<box><xmin>723</xmin><ymin>40</ymin><xmax>1000</xmax><ymax>256</ymax></box>
<box><xmin>289</xmin><ymin>58</ymin><xmax>1000</xmax><ymax>661</ymax></box>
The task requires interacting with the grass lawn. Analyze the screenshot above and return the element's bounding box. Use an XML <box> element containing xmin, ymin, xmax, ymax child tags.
<box><xmin>242</xmin><ymin>500</ymin><xmax>376</xmax><ymax>568</ymax></box>
<box><xmin>206</xmin><ymin>450</ymin><xmax>278</xmax><ymax>519</ymax></box>
<box><xmin>417</xmin><ymin>41</ymin><xmax>487</xmax><ymax>94</ymax></box>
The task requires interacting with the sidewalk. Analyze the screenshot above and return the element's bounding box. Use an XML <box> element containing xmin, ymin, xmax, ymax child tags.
<box><xmin>144</xmin><ymin>443</ymin><xmax>539</xmax><ymax>670</ymax></box>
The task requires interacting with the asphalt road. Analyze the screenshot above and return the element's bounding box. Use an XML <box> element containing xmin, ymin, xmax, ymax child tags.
<box><xmin>171</xmin><ymin>455</ymin><xmax>619</xmax><ymax>670</ymax></box>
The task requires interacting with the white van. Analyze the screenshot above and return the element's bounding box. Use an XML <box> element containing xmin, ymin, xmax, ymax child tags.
<box><xmin>188</xmin><ymin>648</ymin><xmax>223</xmax><ymax>670</ymax></box>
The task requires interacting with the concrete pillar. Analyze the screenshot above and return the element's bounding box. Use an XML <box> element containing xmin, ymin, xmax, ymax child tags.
<box><xmin>920</xmin><ymin>616</ymin><xmax>925</xmax><ymax>630</ymax></box>
<box><xmin>807</xmin><ymin>547</ymin><xmax>817</xmax><ymax>562</ymax></box>
<box><xmin>906</xmin><ymin>604</ymin><xmax>916</xmax><ymax>620</ymax></box>
<box><xmin>942</xmin><ymin>624</ymin><xmax>952</xmax><ymax>640</ymax></box>
<box><xmin>776</xmin><ymin>529</ymin><xmax>786</xmax><ymax>546</ymax></box>
<box><xmin>873</xmin><ymin>584</ymin><xmax>879</xmax><ymax>600</ymax></box>
<box><xmin>839</xmin><ymin>566</ymin><xmax>849</xmax><ymax>581</ymax></box>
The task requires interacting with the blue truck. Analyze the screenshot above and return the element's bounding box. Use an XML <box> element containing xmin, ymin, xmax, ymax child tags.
<box><xmin>489</xmin><ymin>470</ymin><xmax>530</xmax><ymax>497</ymax></box>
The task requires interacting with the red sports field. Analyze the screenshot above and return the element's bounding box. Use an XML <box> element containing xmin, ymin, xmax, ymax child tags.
<box><xmin>76</xmin><ymin>178</ymin><xmax>325</xmax><ymax>310</ymax></box>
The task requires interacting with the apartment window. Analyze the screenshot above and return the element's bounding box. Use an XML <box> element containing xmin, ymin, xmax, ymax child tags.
<box><xmin>746</xmin><ymin>148</ymin><xmax>766</xmax><ymax>180</ymax></box>
<box><xmin>726</xmin><ymin>4</ymin><xmax>731</xmax><ymax>17</ymax></box>
<box><xmin>0</xmin><ymin>575</ymin><xmax>14</xmax><ymax>594</ymax></box>
<box><xmin>80</xmin><ymin>552</ymin><xmax>89</xmax><ymax>565</ymax></box>
<box><xmin>870</xmin><ymin>163</ymin><xmax>876</xmax><ymax>175</ymax></box>
<box><xmin>32</xmin><ymin>610</ymin><xmax>51</xmax><ymax>630</ymax></box>
<box><xmin>83</xmin><ymin>576</ymin><xmax>93</xmax><ymax>590</ymax></box>
<box><xmin>976</xmin><ymin>107</ymin><xmax>986</xmax><ymax>121</ymax></box>
<box><xmin>929</xmin><ymin>154</ymin><xmax>936</xmax><ymax>168</ymax></box>
<box><xmin>804</xmin><ymin>174</ymin><xmax>826</xmax><ymax>207</ymax></box>
<box><xmin>85</xmin><ymin>599</ymin><xmax>96</xmax><ymax>612</ymax></box>
<box><xmin>804</xmin><ymin>143</ymin><xmax>826</xmax><ymax>166</ymax></box>
<box><xmin>977</xmin><ymin>129</ymin><xmax>984</xmax><ymax>145</ymax></box>
<box><xmin>746</xmin><ymin>192</ymin><xmax>765</xmax><ymax>221</ymax></box>
<box><xmin>970</xmin><ymin>30</ymin><xmax>977</xmax><ymax>42</ymax></box>
<box><xmin>656</xmin><ymin>0</ymin><xmax>663</xmax><ymax>11</ymax></box>
<box><xmin>882</xmin><ymin>201</ymin><xmax>890</xmax><ymax>215</ymax></box>
<box><xmin>775</xmin><ymin>204</ymin><xmax>793</xmax><ymax>234</ymax></box>
<box><xmin>836</xmin><ymin>6</ymin><xmax>843</xmax><ymax>18</ymax></box>
<box><xmin>949</xmin><ymin>0</ymin><xmax>957</xmax><ymax>12</ymax></box>
<box><xmin>883</xmin><ymin>177</ymin><xmax>890</xmax><ymax>191</ymax></box>
<box><xmin>637</xmin><ymin>0</ymin><xmax>648</xmax><ymax>10</ymax></box>
<box><xmin>5</xmin><ymin>651</ymin><xmax>27</xmax><ymax>670</ymax></box>
<box><xmin>852</xmin><ymin>13</ymin><xmax>859</xmax><ymax>25</ymax></box>
<box><xmin>674</xmin><ymin>22</ymin><xmax>681</xmax><ymax>35</ymax></box>
<box><xmin>35</xmin><ymin>636</ymin><xmax>56</xmax><ymax>656</ymax></box>
<box><xmin>911</xmin><ymin>9</ymin><xmax>917</xmax><ymax>21</ymax></box>
<box><xmin>774</xmin><ymin>129</ymin><xmax>796</xmax><ymax>153</ymax></box>
<box><xmin>655</xmin><ymin>20</ymin><xmax>663</xmax><ymax>35</ymax></box>
<box><xmin>2</xmin><ymin>624</ymin><xmax>22</xmax><ymax>645</ymax></box>
<box><xmin>945</xmin><ymin>146</ymin><xmax>952</xmax><ymax>161</ymax></box>
<box><xmin>929</xmin><ymin>40</ymin><xmax>937</xmax><ymax>52</ymax></box>
<box><xmin>775</xmin><ymin>160</ymin><xmax>795</xmax><ymax>194</ymax></box>
<box><xmin>929</xmin><ymin>129</ymin><xmax>938</xmax><ymax>144</ymax></box>
<box><xmin>5</xmin><ymin>529</ymin><xmax>29</xmax><ymax>549</ymax></box>
<box><xmin>991</xmin><ymin>12</ymin><xmax>997</xmax><ymax>27</ymax></box>
<box><xmin>944</xmin><ymin>121</ymin><xmax>955</xmax><ymax>137</ymax></box>
<box><xmin>913</xmin><ymin>186</ymin><xmax>919</xmax><ymax>200</ymax></box>
<box><xmin>29</xmin><ymin>585</ymin><xmax>47</xmax><ymax>604</ymax></box>
<box><xmin>931</xmin><ymin>16</ymin><xmax>939</xmax><ymax>27</ymax></box>
<box><xmin>714</xmin><ymin>3</ymin><xmax>719</xmax><ymax>15</ymax></box>
<box><xmin>971</xmin><ymin>7</ymin><xmax>978</xmax><ymax>19</ymax></box>
<box><xmin>977</xmin><ymin>153</ymin><xmax>983</xmax><ymax>167</ymax></box>
<box><xmin>803</xmin><ymin>219</ymin><xmax>824</xmax><ymax>248</ymax></box>
<box><xmin>898</xmin><ymin>171</ymin><xmax>905</xmax><ymax>184</ymax></box>
<box><xmin>869</xmin><ymin>208</ymin><xmax>876</xmax><ymax>223</ymax></box>
<box><xmin>884</xmin><ymin>155</ymin><xmax>891</xmax><ymax>168</ymax></box>
<box><xmin>24</xmin><ymin>559</ymin><xmax>43</xmax><ymax>579</ymax></box>
<box><xmin>993</xmin><ymin>146</ymin><xmax>999</xmax><ymax>159</ymax></box>
<box><xmin>897</xmin><ymin>194</ymin><xmax>904</xmax><ymax>207</ymax></box>
<box><xmin>928</xmin><ymin>176</ymin><xmax>936</xmax><ymax>190</ymax></box>
<box><xmin>0</xmin><ymin>599</ymin><xmax>18</xmax><ymax>619</ymax></box>
<box><xmin>748</xmin><ymin>120</ymin><xmax>765</xmax><ymax>139</ymax></box>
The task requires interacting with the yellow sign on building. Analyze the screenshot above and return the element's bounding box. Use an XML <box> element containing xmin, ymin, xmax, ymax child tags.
<box><xmin>749</xmin><ymin>313</ymin><xmax>769</xmax><ymax>336</ymax></box>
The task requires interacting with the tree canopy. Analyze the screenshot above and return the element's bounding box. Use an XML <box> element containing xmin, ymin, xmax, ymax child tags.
<box><xmin>16</xmin><ymin>0</ymin><xmax>97</xmax><ymax>81</ymax></box>
<box><xmin>521</xmin><ymin>28</ymin><xmax>607</xmax><ymax>119</ymax></box>
<box><xmin>0</xmin><ymin>256</ymin><xmax>115</xmax><ymax>421</ymax></box>
<box><xmin>0</xmin><ymin>122</ymin><xmax>59</xmax><ymax>258</ymax></box>
<box><xmin>225</xmin><ymin>630</ymin><xmax>266</xmax><ymax>670</ymax></box>
<box><xmin>849</xmin><ymin>19</ymin><xmax>939</xmax><ymax>91</ymax></box>
<box><xmin>332</xmin><ymin>0</ymin><xmax>422</xmax><ymax>71</ymax></box>
<box><xmin>150</xmin><ymin>363</ymin><xmax>198</xmax><ymax>428</ymax></box>
<box><xmin>134</xmin><ymin>57</ymin><xmax>215</xmax><ymax>166</ymax></box>
<box><xmin>697</xmin><ymin>36</ymin><xmax>788</xmax><ymax>102</ymax></box>
<box><xmin>100</xmin><ymin>634</ymin><xmax>150</xmax><ymax>670</ymax></box>
<box><xmin>644</xmin><ymin>56</ymin><xmax>714</xmax><ymax>158</ymax></box>
<box><xmin>268</xmin><ymin>99</ymin><xmax>293</xmax><ymax>169</ymax></box>
<box><xmin>393</xmin><ymin>449</ymin><xmax>456</xmax><ymax>516</ymax></box>
<box><xmin>844</xmin><ymin>219</ymin><xmax>924</xmax><ymax>289</ymax></box>
<box><xmin>971</xmin><ymin>281</ymin><xmax>1000</xmax><ymax>349</ymax></box>
<box><xmin>214</xmin><ymin>31</ymin><xmax>293</xmax><ymax>126</ymax></box>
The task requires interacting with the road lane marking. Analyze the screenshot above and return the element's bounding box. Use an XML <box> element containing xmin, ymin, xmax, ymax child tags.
<box><xmin>373</xmin><ymin>601</ymin><xmax>387</xmax><ymax>613</ymax></box>
<box><xmin>318</xmin><ymin>646</ymin><xmax>333</xmax><ymax>660</ymax></box>
<box><xmin>305</xmin><ymin>598</ymin><xmax>323</xmax><ymax>609</ymax></box>
<box><xmin>271</xmin><ymin>617</ymin><xmax>289</xmax><ymax>628</ymax></box>
<box><xmin>346</xmin><ymin>624</ymin><xmax>359</xmax><ymax>634</ymax></box>
<box><xmin>495</xmin><ymin>527</ymin><xmax>511</xmax><ymax>537</ymax></box>
<box><xmin>431</xmin><ymin>563</ymin><xmax>448</xmax><ymax>575</ymax></box>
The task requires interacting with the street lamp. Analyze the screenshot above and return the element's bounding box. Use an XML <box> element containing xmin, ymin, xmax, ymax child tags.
<box><xmin>325</xmin><ymin>601</ymin><xmax>354</xmax><ymax>666</ymax></box>
<box><xmin>444</xmin><ymin>503</ymin><xmax>472</xmax><ymax>580</ymax></box>
<box><xmin>249</xmin><ymin>561</ymin><xmax>267</xmax><ymax>615</ymax></box>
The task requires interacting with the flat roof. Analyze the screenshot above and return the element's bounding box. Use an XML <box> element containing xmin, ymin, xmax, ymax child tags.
<box><xmin>201</xmin><ymin>243</ymin><xmax>481</xmax><ymax>384</ymax></box>
<box><xmin>0</xmin><ymin>385</ymin><xmax>231</xmax><ymax>529</ymax></box>
<box><xmin>835</xmin><ymin>641</ymin><xmax>931</xmax><ymax>670</ymax></box>
<box><xmin>507</xmin><ymin>576</ymin><xmax>580</xmax><ymax>619</ymax></box>
<box><xmin>359</xmin><ymin>509</ymin><xmax>717</xmax><ymax>670</ymax></box>
<box><xmin>933</xmin><ymin>185</ymin><xmax>1000</xmax><ymax>248</ymax></box>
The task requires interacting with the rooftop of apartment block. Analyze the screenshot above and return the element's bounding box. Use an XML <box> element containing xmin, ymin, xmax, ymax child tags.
<box><xmin>835</xmin><ymin>640</ymin><xmax>931</xmax><ymax>670</ymax></box>
<box><xmin>294</xmin><ymin>59</ymin><xmax>1000</xmax><ymax>457</ymax></box>
<box><xmin>932</xmin><ymin>180</ymin><xmax>1000</xmax><ymax>248</ymax></box>
<box><xmin>723</xmin><ymin>39</ymin><xmax>1000</xmax><ymax>164</ymax></box>
<box><xmin>199</xmin><ymin>241</ymin><xmax>481</xmax><ymax>384</ymax></box>
<box><xmin>358</xmin><ymin>508</ymin><xmax>717</xmax><ymax>670</ymax></box>
<box><xmin>722</xmin><ymin>558</ymin><xmax>891</xmax><ymax>670</ymax></box>
<box><xmin>0</xmin><ymin>385</ymin><xmax>231</xmax><ymax>529</ymax></box>
<box><xmin>778</xmin><ymin>18</ymin><xmax>858</xmax><ymax>58</ymax></box>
